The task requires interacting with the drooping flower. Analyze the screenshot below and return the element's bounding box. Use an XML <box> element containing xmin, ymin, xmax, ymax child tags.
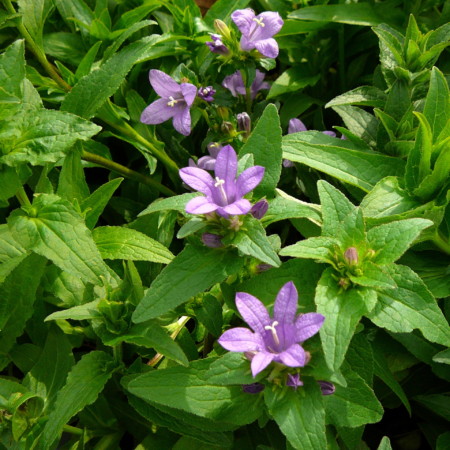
<box><xmin>218</xmin><ymin>281</ymin><xmax>325</xmax><ymax>377</ymax></box>
<box><xmin>198</xmin><ymin>86</ymin><xmax>216</xmax><ymax>102</ymax></box>
<box><xmin>140</xmin><ymin>70</ymin><xmax>197</xmax><ymax>136</ymax></box>
<box><xmin>179</xmin><ymin>145</ymin><xmax>265</xmax><ymax>218</ymax></box>
<box><xmin>231</xmin><ymin>9</ymin><xmax>284</xmax><ymax>58</ymax></box>
<box><xmin>206</xmin><ymin>33</ymin><xmax>230</xmax><ymax>55</ymax></box>
<box><xmin>222</xmin><ymin>70</ymin><xmax>270</xmax><ymax>99</ymax></box>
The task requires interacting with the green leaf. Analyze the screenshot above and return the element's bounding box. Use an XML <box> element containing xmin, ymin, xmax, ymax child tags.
<box><xmin>124</xmin><ymin>357</ymin><xmax>263</xmax><ymax>426</ymax></box>
<box><xmin>93</xmin><ymin>226</ymin><xmax>174</xmax><ymax>264</ymax></box>
<box><xmin>283</xmin><ymin>132</ymin><xmax>405</xmax><ymax>192</ymax></box>
<box><xmin>227</xmin><ymin>217</ymin><xmax>281</xmax><ymax>267</ymax></box>
<box><xmin>176</xmin><ymin>218</ymin><xmax>207</xmax><ymax>239</ymax></box>
<box><xmin>0</xmin><ymin>109</ymin><xmax>101</xmax><ymax>166</ymax></box>
<box><xmin>367</xmin><ymin>218</ymin><xmax>433</xmax><ymax>264</ymax></box>
<box><xmin>39</xmin><ymin>351</ymin><xmax>116</xmax><ymax>449</ymax></box>
<box><xmin>203</xmin><ymin>0</ymin><xmax>250</xmax><ymax>26</ymax></box>
<box><xmin>264</xmin><ymin>379</ymin><xmax>326</xmax><ymax>450</ymax></box>
<box><xmin>405</xmin><ymin>112</ymin><xmax>433</xmax><ymax>192</ymax></box>
<box><xmin>369</xmin><ymin>264</ymin><xmax>450</xmax><ymax>346</ymax></box>
<box><xmin>423</xmin><ymin>67</ymin><xmax>449</xmax><ymax>143</ymax></box>
<box><xmin>8</xmin><ymin>194</ymin><xmax>112</xmax><ymax>286</ymax></box>
<box><xmin>288</xmin><ymin>4</ymin><xmax>386</xmax><ymax>26</ymax></box>
<box><xmin>139</xmin><ymin>193</ymin><xmax>200</xmax><ymax>216</ymax></box>
<box><xmin>433</xmin><ymin>349</ymin><xmax>450</xmax><ymax>365</ymax></box>
<box><xmin>316</xmin><ymin>268</ymin><xmax>372</xmax><ymax>372</ymax></box>
<box><xmin>0</xmin><ymin>224</ymin><xmax>28</xmax><ymax>283</ymax></box>
<box><xmin>325</xmin><ymin>364</ymin><xmax>383</xmax><ymax>428</ymax></box>
<box><xmin>414</xmin><ymin>394</ymin><xmax>450</xmax><ymax>421</ymax></box>
<box><xmin>0</xmin><ymin>253</ymin><xmax>46</xmax><ymax>369</ymax></box>
<box><xmin>349</xmin><ymin>261</ymin><xmax>397</xmax><ymax>290</ymax></box>
<box><xmin>23</xmin><ymin>327</ymin><xmax>74</xmax><ymax>412</ymax></box>
<box><xmin>239</xmin><ymin>104</ymin><xmax>282</xmax><ymax>197</ymax></box>
<box><xmin>377</xmin><ymin>436</ymin><xmax>393</xmax><ymax>450</ymax></box>
<box><xmin>81</xmin><ymin>177</ymin><xmax>123</xmax><ymax>229</ymax></box>
<box><xmin>132</xmin><ymin>245</ymin><xmax>243</xmax><ymax>322</ymax></box>
<box><xmin>326</xmin><ymin>86</ymin><xmax>387</xmax><ymax>109</ymax></box>
<box><xmin>279</xmin><ymin>236</ymin><xmax>338</xmax><ymax>264</ymax></box>
<box><xmin>193</xmin><ymin>294</ymin><xmax>223</xmax><ymax>337</ymax></box>
<box><xmin>267</xmin><ymin>67</ymin><xmax>320</xmax><ymax>99</ymax></box>
<box><xmin>18</xmin><ymin>0</ymin><xmax>53</xmax><ymax>47</ymax></box>
<box><xmin>262</xmin><ymin>189</ymin><xmax>322</xmax><ymax>226</ymax></box>
<box><xmin>45</xmin><ymin>300</ymin><xmax>101</xmax><ymax>322</ymax></box>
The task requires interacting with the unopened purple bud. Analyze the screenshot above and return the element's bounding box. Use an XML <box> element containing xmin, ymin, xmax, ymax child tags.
<box><xmin>256</xmin><ymin>264</ymin><xmax>273</xmax><ymax>272</ymax></box>
<box><xmin>318</xmin><ymin>380</ymin><xmax>335</xmax><ymax>395</ymax></box>
<box><xmin>341</xmin><ymin>134</ymin><xmax>347</xmax><ymax>140</ymax></box>
<box><xmin>202</xmin><ymin>233</ymin><xmax>223</xmax><ymax>248</ymax></box>
<box><xmin>282</xmin><ymin>159</ymin><xmax>294</xmax><ymax>168</ymax></box>
<box><xmin>344</xmin><ymin>247</ymin><xmax>359</xmax><ymax>265</ymax></box>
<box><xmin>237</xmin><ymin>112</ymin><xmax>251</xmax><ymax>135</ymax></box>
<box><xmin>322</xmin><ymin>130</ymin><xmax>336</xmax><ymax>137</ymax></box>
<box><xmin>242</xmin><ymin>383</ymin><xmax>265</xmax><ymax>394</ymax></box>
<box><xmin>198</xmin><ymin>86</ymin><xmax>215</xmax><ymax>102</ymax></box>
<box><xmin>286</xmin><ymin>373</ymin><xmax>303</xmax><ymax>390</ymax></box>
<box><xmin>250</xmin><ymin>199</ymin><xmax>268</xmax><ymax>219</ymax></box>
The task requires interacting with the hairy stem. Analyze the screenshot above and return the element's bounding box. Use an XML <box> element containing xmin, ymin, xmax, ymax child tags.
<box><xmin>15</xmin><ymin>186</ymin><xmax>31</xmax><ymax>207</ymax></box>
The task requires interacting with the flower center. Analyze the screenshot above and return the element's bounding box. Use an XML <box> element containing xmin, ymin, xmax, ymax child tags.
<box><xmin>253</xmin><ymin>17</ymin><xmax>265</xmax><ymax>27</ymax></box>
<box><xmin>214</xmin><ymin>177</ymin><xmax>228</xmax><ymax>205</ymax></box>
<box><xmin>167</xmin><ymin>96</ymin><xmax>178</xmax><ymax>107</ymax></box>
<box><xmin>264</xmin><ymin>320</ymin><xmax>280</xmax><ymax>349</ymax></box>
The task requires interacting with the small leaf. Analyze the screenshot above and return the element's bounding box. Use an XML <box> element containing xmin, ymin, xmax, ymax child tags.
<box><xmin>326</xmin><ymin>86</ymin><xmax>387</xmax><ymax>109</ymax></box>
<box><xmin>279</xmin><ymin>236</ymin><xmax>338</xmax><ymax>264</ymax></box>
<box><xmin>139</xmin><ymin>193</ymin><xmax>200</xmax><ymax>216</ymax></box>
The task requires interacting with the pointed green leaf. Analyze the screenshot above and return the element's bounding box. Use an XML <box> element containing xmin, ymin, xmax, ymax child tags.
<box><xmin>279</xmin><ymin>236</ymin><xmax>338</xmax><ymax>264</ymax></box>
<box><xmin>93</xmin><ymin>226</ymin><xmax>174</xmax><ymax>264</ymax></box>
<box><xmin>45</xmin><ymin>300</ymin><xmax>101</xmax><ymax>322</ymax></box>
<box><xmin>132</xmin><ymin>245</ymin><xmax>243</xmax><ymax>322</ymax></box>
<box><xmin>139</xmin><ymin>193</ymin><xmax>200</xmax><ymax>216</ymax></box>
<box><xmin>349</xmin><ymin>261</ymin><xmax>397</xmax><ymax>290</ymax></box>
<box><xmin>264</xmin><ymin>379</ymin><xmax>326</xmax><ymax>450</ymax></box>
<box><xmin>18</xmin><ymin>0</ymin><xmax>53</xmax><ymax>47</ymax></box>
<box><xmin>239</xmin><ymin>104</ymin><xmax>282</xmax><ymax>197</ymax></box>
<box><xmin>367</xmin><ymin>218</ymin><xmax>433</xmax><ymax>264</ymax></box>
<box><xmin>377</xmin><ymin>436</ymin><xmax>393</xmax><ymax>450</ymax></box>
<box><xmin>368</xmin><ymin>264</ymin><xmax>450</xmax><ymax>346</ymax></box>
<box><xmin>57</xmin><ymin>146</ymin><xmax>90</xmax><ymax>202</ymax></box>
<box><xmin>433</xmin><ymin>349</ymin><xmax>450</xmax><ymax>365</ymax></box>
<box><xmin>193</xmin><ymin>294</ymin><xmax>223</xmax><ymax>337</ymax></box>
<box><xmin>414</xmin><ymin>394</ymin><xmax>450</xmax><ymax>421</ymax></box>
<box><xmin>203</xmin><ymin>0</ymin><xmax>250</xmax><ymax>26</ymax></box>
<box><xmin>326</xmin><ymin>86</ymin><xmax>387</xmax><ymax>109</ymax></box>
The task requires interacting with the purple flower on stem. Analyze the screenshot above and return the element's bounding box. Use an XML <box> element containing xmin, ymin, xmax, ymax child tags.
<box><xmin>286</xmin><ymin>373</ymin><xmax>303</xmax><ymax>390</ymax></box>
<box><xmin>206</xmin><ymin>33</ymin><xmax>230</xmax><ymax>55</ymax></box>
<box><xmin>190</xmin><ymin>142</ymin><xmax>222</xmax><ymax>171</ymax></box>
<box><xmin>141</xmin><ymin>70</ymin><xmax>197</xmax><ymax>136</ymax></box>
<box><xmin>222</xmin><ymin>70</ymin><xmax>270</xmax><ymax>99</ymax></box>
<box><xmin>179</xmin><ymin>145</ymin><xmax>265</xmax><ymax>218</ymax></box>
<box><xmin>231</xmin><ymin>9</ymin><xmax>284</xmax><ymax>58</ymax></box>
<box><xmin>318</xmin><ymin>380</ymin><xmax>335</xmax><ymax>395</ymax></box>
<box><xmin>250</xmin><ymin>199</ymin><xmax>268</xmax><ymax>219</ymax></box>
<box><xmin>218</xmin><ymin>281</ymin><xmax>325</xmax><ymax>377</ymax></box>
<box><xmin>198</xmin><ymin>86</ymin><xmax>215</xmax><ymax>102</ymax></box>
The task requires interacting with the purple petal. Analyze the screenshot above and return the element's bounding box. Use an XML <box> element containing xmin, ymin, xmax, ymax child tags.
<box><xmin>236</xmin><ymin>166</ymin><xmax>265</xmax><ymax>197</ymax></box>
<box><xmin>222</xmin><ymin>72</ymin><xmax>245</xmax><ymax>97</ymax></box>
<box><xmin>218</xmin><ymin>327</ymin><xmax>261</xmax><ymax>352</ymax></box>
<box><xmin>173</xmin><ymin>107</ymin><xmax>191</xmax><ymax>136</ymax></box>
<box><xmin>207</xmin><ymin>143</ymin><xmax>222</xmax><ymax>158</ymax></box>
<box><xmin>295</xmin><ymin>313</ymin><xmax>325</xmax><ymax>342</ymax></box>
<box><xmin>215</xmin><ymin>145</ymin><xmax>237</xmax><ymax>187</ymax></box>
<box><xmin>288</xmin><ymin>118</ymin><xmax>307</xmax><ymax>134</ymax></box>
<box><xmin>140</xmin><ymin>98</ymin><xmax>176</xmax><ymax>124</ymax></box>
<box><xmin>254</xmin><ymin>38</ymin><xmax>279</xmax><ymax>58</ymax></box>
<box><xmin>255</xmin><ymin>12</ymin><xmax>284</xmax><ymax>39</ymax></box>
<box><xmin>197</xmin><ymin>156</ymin><xmax>216</xmax><ymax>171</ymax></box>
<box><xmin>231</xmin><ymin>9</ymin><xmax>255</xmax><ymax>36</ymax></box>
<box><xmin>286</xmin><ymin>373</ymin><xmax>303</xmax><ymax>390</ymax></box>
<box><xmin>180</xmin><ymin>83</ymin><xmax>197</xmax><ymax>107</ymax></box>
<box><xmin>274</xmin><ymin>281</ymin><xmax>298</xmax><ymax>324</ymax></box>
<box><xmin>278</xmin><ymin>344</ymin><xmax>306</xmax><ymax>367</ymax></box>
<box><xmin>323</xmin><ymin>130</ymin><xmax>336</xmax><ymax>137</ymax></box>
<box><xmin>179</xmin><ymin>167</ymin><xmax>215</xmax><ymax>196</ymax></box>
<box><xmin>236</xmin><ymin>292</ymin><xmax>270</xmax><ymax>335</ymax></box>
<box><xmin>251</xmin><ymin>352</ymin><xmax>273</xmax><ymax>377</ymax></box>
<box><xmin>149</xmin><ymin>70</ymin><xmax>180</xmax><ymax>98</ymax></box>
<box><xmin>185</xmin><ymin>196</ymin><xmax>218</xmax><ymax>215</ymax></box>
<box><xmin>220</xmin><ymin>199</ymin><xmax>252</xmax><ymax>215</ymax></box>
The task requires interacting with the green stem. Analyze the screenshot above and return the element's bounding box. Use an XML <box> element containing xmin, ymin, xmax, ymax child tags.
<box><xmin>62</xmin><ymin>424</ymin><xmax>83</xmax><ymax>436</ymax></box>
<box><xmin>432</xmin><ymin>233</ymin><xmax>450</xmax><ymax>256</ymax></box>
<box><xmin>2</xmin><ymin>0</ymin><xmax>71</xmax><ymax>92</ymax></box>
<box><xmin>15</xmin><ymin>186</ymin><xmax>31</xmax><ymax>207</ymax></box>
<box><xmin>81</xmin><ymin>150</ymin><xmax>176</xmax><ymax>196</ymax></box>
<box><xmin>338</xmin><ymin>25</ymin><xmax>346</xmax><ymax>93</ymax></box>
<box><xmin>113</xmin><ymin>344</ymin><xmax>123</xmax><ymax>364</ymax></box>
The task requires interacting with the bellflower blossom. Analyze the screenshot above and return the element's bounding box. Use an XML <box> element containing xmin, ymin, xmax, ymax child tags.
<box><xmin>179</xmin><ymin>145</ymin><xmax>265</xmax><ymax>218</ymax></box>
<box><xmin>206</xmin><ymin>33</ymin><xmax>229</xmax><ymax>55</ymax></box>
<box><xmin>231</xmin><ymin>9</ymin><xmax>284</xmax><ymax>58</ymax></box>
<box><xmin>140</xmin><ymin>70</ymin><xmax>197</xmax><ymax>136</ymax></box>
<box><xmin>218</xmin><ymin>281</ymin><xmax>325</xmax><ymax>377</ymax></box>
<box><xmin>222</xmin><ymin>70</ymin><xmax>270</xmax><ymax>99</ymax></box>
<box><xmin>188</xmin><ymin>142</ymin><xmax>222</xmax><ymax>171</ymax></box>
<box><xmin>198</xmin><ymin>86</ymin><xmax>215</xmax><ymax>102</ymax></box>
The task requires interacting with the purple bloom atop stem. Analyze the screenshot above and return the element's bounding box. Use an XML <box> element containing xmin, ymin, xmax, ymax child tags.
<box><xmin>202</xmin><ymin>233</ymin><xmax>223</xmax><ymax>248</ymax></box>
<box><xmin>250</xmin><ymin>199</ymin><xmax>268</xmax><ymax>219</ymax></box>
<box><xmin>218</xmin><ymin>282</ymin><xmax>325</xmax><ymax>377</ymax></box>
<box><xmin>206</xmin><ymin>33</ymin><xmax>230</xmax><ymax>55</ymax></box>
<box><xmin>286</xmin><ymin>373</ymin><xmax>303</xmax><ymax>390</ymax></box>
<box><xmin>222</xmin><ymin>70</ymin><xmax>270</xmax><ymax>99</ymax></box>
<box><xmin>179</xmin><ymin>145</ymin><xmax>265</xmax><ymax>218</ymax></box>
<box><xmin>231</xmin><ymin>9</ymin><xmax>283</xmax><ymax>58</ymax></box>
<box><xmin>198</xmin><ymin>86</ymin><xmax>215</xmax><ymax>102</ymax></box>
<box><xmin>188</xmin><ymin>143</ymin><xmax>222</xmax><ymax>171</ymax></box>
<box><xmin>141</xmin><ymin>70</ymin><xmax>197</xmax><ymax>136</ymax></box>
<box><xmin>242</xmin><ymin>383</ymin><xmax>265</xmax><ymax>394</ymax></box>
<box><xmin>318</xmin><ymin>380</ymin><xmax>335</xmax><ymax>395</ymax></box>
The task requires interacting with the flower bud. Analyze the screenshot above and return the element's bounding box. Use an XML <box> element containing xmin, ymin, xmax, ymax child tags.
<box><xmin>206</xmin><ymin>34</ymin><xmax>230</xmax><ymax>55</ymax></box>
<box><xmin>250</xmin><ymin>199</ymin><xmax>268</xmax><ymax>219</ymax></box>
<box><xmin>256</xmin><ymin>263</ymin><xmax>272</xmax><ymax>273</ymax></box>
<box><xmin>214</xmin><ymin>19</ymin><xmax>231</xmax><ymax>40</ymax></box>
<box><xmin>318</xmin><ymin>380</ymin><xmax>335</xmax><ymax>396</ymax></box>
<box><xmin>201</xmin><ymin>233</ymin><xmax>223</xmax><ymax>248</ymax></box>
<box><xmin>236</xmin><ymin>112</ymin><xmax>251</xmax><ymax>135</ymax></box>
<box><xmin>344</xmin><ymin>247</ymin><xmax>359</xmax><ymax>265</ymax></box>
<box><xmin>242</xmin><ymin>383</ymin><xmax>265</xmax><ymax>394</ymax></box>
<box><xmin>221</xmin><ymin>121</ymin><xmax>234</xmax><ymax>135</ymax></box>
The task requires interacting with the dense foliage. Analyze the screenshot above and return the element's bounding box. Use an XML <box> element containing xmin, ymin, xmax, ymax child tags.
<box><xmin>0</xmin><ymin>0</ymin><xmax>449</xmax><ymax>448</ymax></box>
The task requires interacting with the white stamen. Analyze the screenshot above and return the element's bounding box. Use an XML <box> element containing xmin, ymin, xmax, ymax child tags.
<box><xmin>214</xmin><ymin>177</ymin><xmax>225</xmax><ymax>187</ymax></box>
<box><xmin>214</xmin><ymin>177</ymin><xmax>228</xmax><ymax>205</ymax></box>
<box><xmin>264</xmin><ymin>320</ymin><xmax>280</xmax><ymax>347</ymax></box>
<box><xmin>167</xmin><ymin>96</ymin><xmax>178</xmax><ymax>107</ymax></box>
<box><xmin>253</xmin><ymin>17</ymin><xmax>265</xmax><ymax>27</ymax></box>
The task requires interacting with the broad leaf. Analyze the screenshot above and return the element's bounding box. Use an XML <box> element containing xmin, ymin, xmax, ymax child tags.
<box><xmin>139</xmin><ymin>193</ymin><xmax>200</xmax><ymax>216</ymax></box>
<box><xmin>279</xmin><ymin>236</ymin><xmax>338</xmax><ymax>264</ymax></box>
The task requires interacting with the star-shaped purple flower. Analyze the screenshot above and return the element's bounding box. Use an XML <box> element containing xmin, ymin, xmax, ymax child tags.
<box><xmin>231</xmin><ymin>9</ymin><xmax>284</xmax><ymax>58</ymax></box>
<box><xmin>218</xmin><ymin>281</ymin><xmax>325</xmax><ymax>377</ymax></box>
<box><xmin>140</xmin><ymin>70</ymin><xmax>197</xmax><ymax>136</ymax></box>
<box><xmin>222</xmin><ymin>70</ymin><xmax>270</xmax><ymax>99</ymax></box>
<box><xmin>179</xmin><ymin>145</ymin><xmax>265</xmax><ymax>218</ymax></box>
